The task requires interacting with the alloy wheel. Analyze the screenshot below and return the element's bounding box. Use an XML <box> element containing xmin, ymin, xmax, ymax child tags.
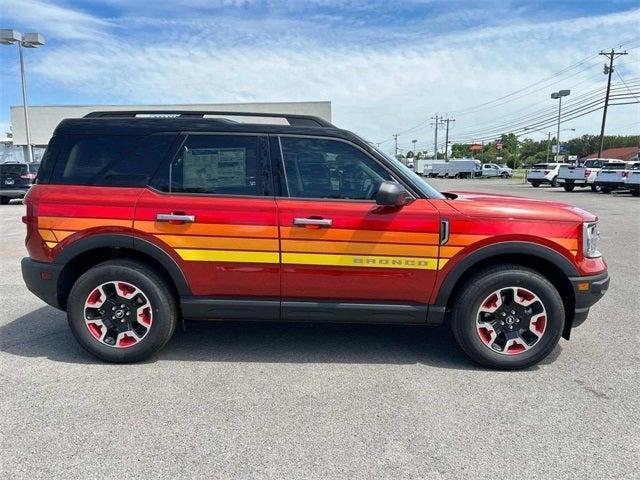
<box><xmin>83</xmin><ymin>281</ymin><xmax>153</xmax><ymax>348</ymax></box>
<box><xmin>476</xmin><ymin>287</ymin><xmax>547</xmax><ymax>355</ymax></box>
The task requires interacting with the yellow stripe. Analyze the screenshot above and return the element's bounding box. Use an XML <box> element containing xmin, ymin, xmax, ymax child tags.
<box><xmin>38</xmin><ymin>229</ymin><xmax>57</xmax><ymax>241</ymax></box>
<box><xmin>157</xmin><ymin>235</ymin><xmax>279</xmax><ymax>251</ymax></box>
<box><xmin>281</xmin><ymin>239</ymin><xmax>439</xmax><ymax>257</ymax></box>
<box><xmin>281</xmin><ymin>253</ymin><xmax>439</xmax><ymax>270</ymax></box>
<box><xmin>45</xmin><ymin>241</ymin><xmax>58</xmax><ymax>249</ymax></box>
<box><xmin>52</xmin><ymin>230</ymin><xmax>75</xmax><ymax>241</ymax></box>
<box><xmin>176</xmin><ymin>249</ymin><xmax>279</xmax><ymax>263</ymax></box>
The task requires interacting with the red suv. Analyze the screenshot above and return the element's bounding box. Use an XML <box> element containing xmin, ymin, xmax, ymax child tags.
<box><xmin>21</xmin><ymin>111</ymin><xmax>609</xmax><ymax>369</ymax></box>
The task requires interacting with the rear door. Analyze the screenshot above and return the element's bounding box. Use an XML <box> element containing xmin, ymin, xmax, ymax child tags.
<box><xmin>273</xmin><ymin>135</ymin><xmax>441</xmax><ymax>322</ymax></box>
<box><xmin>138</xmin><ymin>132</ymin><xmax>280</xmax><ymax>319</ymax></box>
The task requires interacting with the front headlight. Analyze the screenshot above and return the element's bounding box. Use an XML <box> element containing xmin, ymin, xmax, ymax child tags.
<box><xmin>583</xmin><ymin>221</ymin><xmax>601</xmax><ymax>258</ymax></box>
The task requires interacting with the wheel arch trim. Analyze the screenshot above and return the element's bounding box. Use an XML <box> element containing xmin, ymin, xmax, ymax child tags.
<box><xmin>55</xmin><ymin>233</ymin><xmax>192</xmax><ymax>296</ymax></box>
<box><xmin>433</xmin><ymin>241</ymin><xmax>579</xmax><ymax>308</ymax></box>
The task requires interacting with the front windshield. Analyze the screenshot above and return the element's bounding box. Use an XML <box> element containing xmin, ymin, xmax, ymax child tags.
<box><xmin>372</xmin><ymin>146</ymin><xmax>445</xmax><ymax>199</ymax></box>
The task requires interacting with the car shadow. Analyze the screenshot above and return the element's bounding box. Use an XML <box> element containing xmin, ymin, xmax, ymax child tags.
<box><xmin>1</xmin><ymin>306</ymin><xmax>561</xmax><ymax>370</ymax></box>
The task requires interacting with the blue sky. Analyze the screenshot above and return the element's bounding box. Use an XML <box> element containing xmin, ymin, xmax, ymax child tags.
<box><xmin>1</xmin><ymin>0</ymin><xmax>639</xmax><ymax>152</ymax></box>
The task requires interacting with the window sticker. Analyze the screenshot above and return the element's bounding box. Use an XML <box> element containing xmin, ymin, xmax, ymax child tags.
<box><xmin>182</xmin><ymin>147</ymin><xmax>247</xmax><ymax>189</ymax></box>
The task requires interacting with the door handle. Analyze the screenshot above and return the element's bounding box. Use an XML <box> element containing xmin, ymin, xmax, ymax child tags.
<box><xmin>293</xmin><ymin>217</ymin><xmax>332</xmax><ymax>228</ymax></box>
<box><xmin>156</xmin><ymin>213</ymin><xmax>195</xmax><ymax>223</ymax></box>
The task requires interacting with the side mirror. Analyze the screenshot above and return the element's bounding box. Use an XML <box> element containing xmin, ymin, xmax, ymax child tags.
<box><xmin>376</xmin><ymin>181</ymin><xmax>410</xmax><ymax>207</ymax></box>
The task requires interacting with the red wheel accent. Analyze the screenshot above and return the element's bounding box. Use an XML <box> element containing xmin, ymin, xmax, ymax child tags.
<box><xmin>118</xmin><ymin>335</ymin><xmax>137</xmax><ymax>347</ymax></box>
<box><xmin>138</xmin><ymin>307</ymin><xmax>152</xmax><ymax>327</ymax></box>
<box><xmin>117</xmin><ymin>282</ymin><xmax>136</xmax><ymax>297</ymax></box>
<box><xmin>506</xmin><ymin>343</ymin><xmax>526</xmax><ymax>354</ymax></box>
<box><xmin>87</xmin><ymin>322</ymin><xmax>103</xmax><ymax>339</ymax></box>
<box><xmin>478</xmin><ymin>327</ymin><xmax>493</xmax><ymax>345</ymax></box>
<box><xmin>86</xmin><ymin>288</ymin><xmax>102</xmax><ymax>305</ymax></box>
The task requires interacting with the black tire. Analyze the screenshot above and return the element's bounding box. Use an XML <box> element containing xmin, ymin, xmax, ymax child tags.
<box><xmin>550</xmin><ymin>176</ymin><xmax>558</xmax><ymax>187</ymax></box>
<box><xmin>631</xmin><ymin>188</ymin><xmax>640</xmax><ymax>197</ymax></box>
<box><xmin>0</xmin><ymin>196</ymin><xmax>9</xmax><ymax>205</ymax></box>
<box><xmin>531</xmin><ymin>182</ymin><xmax>540</xmax><ymax>188</ymax></box>
<box><xmin>590</xmin><ymin>184</ymin><xmax>601</xmax><ymax>192</ymax></box>
<box><xmin>501</xmin><ymin>172</ymin><xmax>509</xmax><ymax>178</ymax></box>
<box><xmin>563</xmin><ymin>184</ymin><xmax>575</xmax><ymax>192</ymax></box>
<box><xmin>67</xmin><ymin>259</ymin><xmax>178</xmax><ymax>363</ymax></box>
<box><xmin>602</xmin><ymin>187</ymin><xmax>612</xmax><ymax>194</ymax></box>
<box><xmin>451</xmin><ymin>264</ymin><xmax>564</xmax><ymax>370</ymax></box>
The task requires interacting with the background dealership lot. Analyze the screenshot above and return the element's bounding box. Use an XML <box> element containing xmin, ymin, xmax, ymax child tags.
<box><xmin>1</xmin><ymin>178</ymin><xmax>638</xmax><ymax>479</ymax></box>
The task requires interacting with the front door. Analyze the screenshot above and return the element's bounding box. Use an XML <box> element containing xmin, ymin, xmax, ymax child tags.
<box><xmin>273</xmin><ymin>135</ymin><xmax>441</xmax><ymax>321</ymax></box>
<box><xmin>136</xmin><ymin>132</ymin><xmax>280</xmax><ymax>319</ymax></box>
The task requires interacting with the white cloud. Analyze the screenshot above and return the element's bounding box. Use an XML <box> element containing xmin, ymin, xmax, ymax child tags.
<box><xmin>7</xmin><ymin>1</ymin><xmax>640</xmax><ymax>149</ymax></box>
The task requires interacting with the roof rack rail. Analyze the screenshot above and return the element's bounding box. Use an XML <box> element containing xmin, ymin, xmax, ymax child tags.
<box><xmin>83</xmin><ymin>110</ymin><xmax>334</xmax><ymax>128</ymax></box>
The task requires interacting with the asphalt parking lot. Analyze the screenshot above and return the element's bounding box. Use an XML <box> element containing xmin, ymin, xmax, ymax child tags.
<box><xmin>1</xmin><ymin>178</ymin><xmax>638</xmax><ymax>480</ymax></box>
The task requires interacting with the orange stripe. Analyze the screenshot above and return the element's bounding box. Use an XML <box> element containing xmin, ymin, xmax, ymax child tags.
<box><xmin>448</xmin><ymin>234</ymin><xmax>488</xmax><ymax>246</ymax></box>
<box><xmin>440</xmin><ymin>246</ymin><xmax>463</xmax><ymax>258</ymax></box>
<box><xmin>551</xmin><ymin>238</ymin><xmax>578</xmax><ymax>250</ymax></box>
<box><xmin>52</xmin><ymin>230</ymin><xmax>75</xmax><ymax>241</ymax></box>
<box><xmin>135</xmin><ymin>221</ymin><xmax>278</xmax><ymax>238</ymax></box>
<box><xmin>282</xmin><ymin>239</ymin><xmax>439</xmax><ymax>257</ymax></box>
<box><xmin>156</xmin><ymin>235</ymin><xmax>279</xmax><ymax>251</ymax></box>
<box><xmin>39</xmin><ymin>216</ymin><xmax>131</xmax><ymax>230</ymax></box>
<box><xmin>280</xmin><ymin>227</ymin><xmax>439</xmax><ymax>245</ymax></box>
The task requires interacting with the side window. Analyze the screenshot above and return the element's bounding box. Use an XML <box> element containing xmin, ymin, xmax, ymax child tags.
<box><xmin>49</xmin><ymin>134</ymin><xmax>175</xmax><ymax>186</ymax></box>
<box><xmin>152</xmin><ymin>134</ymin><xmax>268</xmax><ymax>196</ymax></box>
<box><xmin>279</xmin><ymin>137</ymin><xmax>392</xmax><ymax>200</ymax></box>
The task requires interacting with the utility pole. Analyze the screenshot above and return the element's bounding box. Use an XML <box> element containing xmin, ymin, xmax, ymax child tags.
<box><xmin>598</xmin><ymin>49</ymin><xmax>628</xmax><ymax>157</ymax></box>
<box><xmin>393</xmin><ymin>134</ymin><xmax>399</xmax><ymax>161</ymax></box>
<box><xmin>431</xmin><ymin>115</ymin><xmax>445</xmax><ymax>160</ymax></box>
<box><xmin>442</xmin><ymin>117</ymin><xmax>455</xmax><ymax>161</ymax></box>
<box><xmin>546</xmin><ymin>131</ymin><xmax>551</xmax><ymax>162</ymax></box>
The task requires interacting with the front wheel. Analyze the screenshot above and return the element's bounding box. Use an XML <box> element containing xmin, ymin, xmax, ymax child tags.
<box><xmin>501</xmin><ymin>172</ymin><xmax>509</xmax><ymax>178</ymax></box>
<box><xmin>451</xmin><ymin>265</ymin><xmax>564</xmax><ymax>370</ymax></box>
<box><xmin>67</xmin><ymin>259</ymin><xmax>178</xmax><ymax>362</ymax></box>
<box><xmin>550</xmin><ymin>176</ymin><xmax>558</xmax><ymax>187</ymax></box>
<box><xmin>531</xmin><ymin>182</ymin><xmax>540</xmax><ymax>188</ymax></box>
<box><xmin>631</xmin><ymin>188</ymin><xmax>640</xmax><ymax>197</ymax></box>
<box><xmin>0</xmin><ymin>196</ymin><xmax>9</xmax><ymax>205</ymax></box>
<box><xmin>591</xmin><ymin>184</ymin><xmax>602</xmax><ymax>192</ymax></box>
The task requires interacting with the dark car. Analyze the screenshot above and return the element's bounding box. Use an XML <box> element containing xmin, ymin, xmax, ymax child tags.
<box><xmin>0</xmin><ymin>162</ymin><xmax>40</xmax><ymax>204</ymax></box>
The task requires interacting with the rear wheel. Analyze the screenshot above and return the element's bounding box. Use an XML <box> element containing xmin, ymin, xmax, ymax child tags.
<box><xmin>550</xmin><ymin>176</ymin><xmax>558</xmax><ymax>187</ymax></box>
<box><xmin>591</xmin><ymin>184</ymin><xmax>602</xmax><ymax>192</ymax></box>
<box><xmin>563</xmin><ymin>184</ymin><xmax>575</xmax><ymax>192</ymax></box>
<box><xmin>531</xmin><ymin>182</ymin><xmax>540</xmax><ymax>188</ymax></box>
<box><xmin>67</xmin><ymin>259</ymin><xmax>177</xmax><ymax>362</ymax></box>
<box><xmin>451</xmin><ymin>265</ymin><xmax>564</xmax><ymax>370</ymax></box>
<box><xmin>0</xmin><ymin>196</ymin><xmax>9</xmax><ymax>205</ymax></box>
<box><xmin>631</xmin><ymin>188</ymin><xmax>640</xmax><ymax>197</ymax></box>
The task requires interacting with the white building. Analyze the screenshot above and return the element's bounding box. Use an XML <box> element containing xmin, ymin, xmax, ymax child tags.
<box><xmin>8</xmin><ymin>101</ymin><xmax>332</xmax><ymax>161</ymax></box>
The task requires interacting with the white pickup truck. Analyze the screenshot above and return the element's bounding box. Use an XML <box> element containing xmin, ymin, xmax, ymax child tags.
<box><xmin>557</xmin><ymin>158</ymin><xmax>610</xmax><ymax>192</ymax></box>
<box><xmin>526</xmin><ymin>162</ymin><xmax>570</xmax><ymax>187</ymax></box>
<box><xmin>481</xmin><ymin>163</ymin><xmax>513</xmax><ymax>178</ymax></box>
<box><xmin>624</xmin><ymin>162</ymin><xmax>640</xmax><ymax>196</ymax></box>
<box><xmin>593</xmin><ymin>161</ymin><xmax>631</xmax><ymax>193</ymax></box>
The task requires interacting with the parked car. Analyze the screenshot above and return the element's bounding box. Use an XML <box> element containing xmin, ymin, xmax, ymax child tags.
<box><xmin>0</xmin><ymin>162</ymin><xmax>40</xmax><ymax>204</ymax></box>
<box><xmin>526</xmin><ymin>163</ymin><xmax>570</xmax><ymax>187</ymax></box>
<box><xmin>21</xmin><ymin>110</ymin><xmax>609</xmax><ymax>369</ymax></box>
<box><xmin>481</xmin><ymin>163</ymin><xmax>512</xmax><ymax>178</ymax></box>
<box><xmin>557</xmin><ymin>158</ymin><xmax>612</xmax><ymax>192</ymax></box>
<box><xmin>593</xmin><ymin>161</ymin><xmax>630</xmax><ymax>193</ymax></box>
<box><xmin>624</xmin><ymin>162</ymin><xmax>640</xmax><ymax>196</ymax></box>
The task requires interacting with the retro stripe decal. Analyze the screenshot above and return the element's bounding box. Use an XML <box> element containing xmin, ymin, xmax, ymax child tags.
<box><xmin>36</xmin><ymin>216</ymin><xmax>580</xmax><ymax>269</ymax></box>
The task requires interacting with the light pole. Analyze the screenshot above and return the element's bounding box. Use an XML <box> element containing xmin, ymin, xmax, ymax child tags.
<box><xmin>550</xmin><ymin>90</ymin><xmax>570</xmax><ymax>162</ymax></box>
<box><xmin>524</xmin><ymin>126</ymin><xmax>575</xmax><ymax>163</ymax></box>
<box><xmin>411</xmin><ymin>139</ymin><xmax>417</xmax><ymax>157</ymax></box>
<box><xmin>0</xmin><ymin>29</ymin><xmax>45</xmax><ymax>164</ymax></box>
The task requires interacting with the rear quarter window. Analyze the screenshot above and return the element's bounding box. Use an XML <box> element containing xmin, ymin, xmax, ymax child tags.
<box><xmin>0</xmin><ymin>164</ymin><xmax>28</xmax><ymax>176</ymax></box>
<box><xmin>47</xmin><ymin>134</ymin><xmax>176</xmax><ymax>187</ymax></box>
<box><xmin>532</xmin><ymin>164</ymin><xmax>548</xmax><ymax>169</ymax></box>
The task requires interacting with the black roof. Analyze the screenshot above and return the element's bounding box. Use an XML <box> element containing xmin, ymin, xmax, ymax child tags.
<box><xmin>53</xmin><ymin>115</ymin><xmax>361</xmax><ymax>143</ymax></box>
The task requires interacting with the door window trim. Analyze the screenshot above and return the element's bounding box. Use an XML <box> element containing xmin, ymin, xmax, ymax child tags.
<box><xmin>272</xmin><ymin>133</ymin><xmax>417</xmax><ymax>202</ymax></box>
<box><xmin>148</xmin><ymin>131</ymin><xmax>275</xmax><ymax>198</ymax></box>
